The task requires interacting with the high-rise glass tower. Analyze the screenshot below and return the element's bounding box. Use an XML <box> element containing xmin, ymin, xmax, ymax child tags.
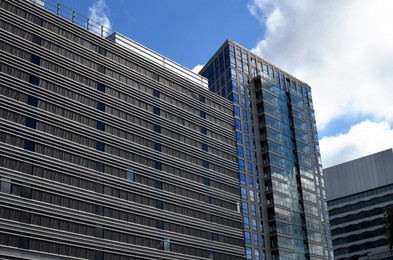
<box><xmin>200</xmin><ymin>40</ymin><xmax>333</xmax><ymax>260</ymax></box>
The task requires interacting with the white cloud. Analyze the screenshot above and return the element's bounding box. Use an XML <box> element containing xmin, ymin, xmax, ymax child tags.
<box><xmin>319</xmin><ymin>120</ymin><xmax>393</xmax><ymax>168</ymax></box>
<box><xmin>191</xmin><ymin>64</ymin><xmax>204</xmax><ymax>74</ymax></box>
<box><xmin>247</xmin><ymin>0</ymin><xmax>393</xmax><ymax>130</ymax></box>
<box><xmin>88</xmin><ymin>0</ymin><xmax>111</xmax><ymax>37</ymax></box>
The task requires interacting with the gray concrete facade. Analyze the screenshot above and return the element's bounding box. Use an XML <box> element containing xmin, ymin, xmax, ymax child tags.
<box><xmin>324</xmin><ymin>149</ymin><xmax>393</xmax><ymax>259</ymax></box>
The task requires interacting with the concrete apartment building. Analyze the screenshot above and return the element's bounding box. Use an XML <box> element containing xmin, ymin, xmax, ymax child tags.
<box><xmin>0</xmin><ymin>0</ymin><xmax>244</xmax><ymax>259</ymax></box>
<box><xmin>325</xmin><ymin>148</ymin><xmax>393</xmax><ymax>259</ymax></box>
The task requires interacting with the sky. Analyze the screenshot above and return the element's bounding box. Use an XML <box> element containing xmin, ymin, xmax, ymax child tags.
<box><xmin>47</xmin><ymin>0</ymin><xmax>393</xmax><ymax>168</ymax></box>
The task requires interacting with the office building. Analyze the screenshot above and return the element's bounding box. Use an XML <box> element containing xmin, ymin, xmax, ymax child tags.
<box><xmin>324</xmin><ymin>148</ymin><xmax>393</xmax><ymax>259</ymax></box>
<box><xmin>200</xmin><ymin>40</ymin><xmax>333</xmax><ymax>259</ymax></box>
<box><xmin>0</xmin><ymin>1</ymin><xmax>244</xmax><ymax>259</ymax></box>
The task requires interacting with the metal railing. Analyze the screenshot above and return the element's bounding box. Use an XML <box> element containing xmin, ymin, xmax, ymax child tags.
<box><xmin>30</xmin><ymin>0</ymin><xmax>209</xmax><ymax>89</ymax></box>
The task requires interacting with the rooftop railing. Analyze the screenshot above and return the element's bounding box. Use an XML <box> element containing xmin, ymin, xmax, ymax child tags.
<box><xmin>30</xmin><ymin>0</ymin><xmax>208</xmax><ymax>89</ymax></box>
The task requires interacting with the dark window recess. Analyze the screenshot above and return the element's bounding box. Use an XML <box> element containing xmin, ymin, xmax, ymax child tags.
<box><xmin>208</xmin><ymin>250</ymin><xmax>214</xmax><ymax>259</ymax></box>
<box><xmin>97</xmin><ymin>64</ymin><xmax>106</xmax><ymax>74</ymax></box>
<box><xmin>200</xmin><ymin>111</ymin><xmax>206</xmax><ymax>119</ymax></box>
<box><xmin>204</xmin><ymin>195</ymin><xmax>211</xmax><ymax>204</ymax></box>
<box><xmin>156</xmin><ymin>219</ymin><xmax>164</xmax><ymax>229</ymax></box>
<box><xmin>203</xmin><ymin>177</ymin><xmax>210</xmax><ymax>186</ymax></box>
<box><xmin>95</xmin><ymin>205</ymin><xmax>103</xmax><ymax>215</ymax></box>
<box><xmin>154</xmin><ymin>124</ymin><xmax>161</xmax><ymax>133</ymax></box>
<box><xmin>155</xmin><ymin>161</ymin><xmax>162</xmax><ymax>171</ymax></box>
<box><xmin>153</xmin><ymin>107</ymin><xmax>161</xmax><ymax>116</ymax></box>
<box><xmin>154</xmin><ymin>142</ymin><xmax>161</xmax><ymax>152</ymax></box>
<box><xmin>97</xmin><ymin>83</ymin><xmax>106</xmax><ymax>92</ymax></box>
<box><xmin>24</xmin><ymin>140</ymin><xmax>35</xmax><ymax>151</ymax></box>
<box><xmin>97</xmin><ymin>46</ymin><xmax>106</xmax><ymax>56</ymax></box>
<box><xmin>29</xmin><ymin>75</ymin><xmax>39</xmax><ymax>86</ymax></box>
<box><xmin>156</xmin><ymin>200</ymin><xmax>163</xmax><ymax>209</ymax></box>
<box><xmin>27</xmin><ymin>96</ymin><xmax>38</xmax><ymax>107</ymax></box>
<box><xmin>203</xmin><ymin>160</ymin><xmax>209</xmax><ymax>168</ymax></box>
<box><xmin>96</xmin><ymin>141</ymin><xmax>105</xmax><ymax>151</ymax></box>
<box><xmin>152</xmin><ymin>73</ymin><xmax>160</xmax><ymax>81</ymax></box>
<box><xmin>201</xmin><ymin>127</ymin><xmax>207</xmax><ymax>135</ymax></box>
<box><xmin>33</xmin><ymin>16</ymin><xmax>43</xmax><ymax>26</ymax></box>
<box><xmin>96</xmin><ymin>183</ymin><xmax>104</xmax><ymax>194</ymax></box>
<box><xmin>32</xmin><ymin>35</ymin><xmax>42</xmax><ymax>45</ymax></box>
<box><xmin>155</xmin><ymin>180</ymin><xmax>163</xmax><ymax>190</ymax></box>
<box><xmin>18</xmin><ymin>237</ymin><xmax>30</xmax><ymax>249</ymax></box>
<box><xmin>95</xmin><ymin>251</ymin><xmax>104</xmax><ymax>260</ymax></box>
<box><xmin>127</xmin><ymin>170</ymin><xmax>135</xmax><ymax>181</ymax></box>
<box><xmin>25</xmin><ymin>117</ymin><xmax>36</xmax><ymax>129</ymax></box>
<box><xmin>156</xmin><ymin>240</ymin><xmax>164</xmax><ymax>250</ymax></box>
<box><xmin>206</xmin><ymin>213</ymin><xmax>212</xmax><ymax>222</ymax></box>
<box><xmin>202</xmin><ymin>143</ymin><xmax>208</xmax><ymax>151</ymax></box>
<box><xmin>96</xmin><ymin>121</ymin><xmax>105</xmax><ymax>131</ymax></box>
<box><xmin>22</xmin><ymin>163</ymin><xmax>33</xmax><ymax>174</ymax></box>
<box><xmin>20</xmin><ymin>212</ymin><xmax>30</xmax><ymax>224</ymax></box>
<box><xmin>30</xmin><ymin>54</ymin><xmax>40</xmax><ymax>65</ymax></box>
<box><xmin>95</xmin><ymin>227</ymin><xmax>104</xmax><ymax>238</ymax></box>
<box><xmin>96</xmin><ymin>162</ymin><xmax>104</xmax><ymax>172</ymax></box>
<box><xmin>153</xmin><ymin>89</ymin><xmax>160</xmax><ymax>98</ymax></box>
<box><xmin>207</xmin><ymin>232</ymin><xmax>213</xmax><ymax>241</ymax></box>
<box><xmin>199</xmin><ymin>95</ymin><xmax>206</xmax><ymax>103</ymax></box>
<box><xmin>21</xmin><ymin>186</ymin><xmax>32</xmax><ymax>199</ymax></box>
<box><xmin>96</xmin><ymin>102</ymin><xmax>105</xmax><ymax>112</ymax></box>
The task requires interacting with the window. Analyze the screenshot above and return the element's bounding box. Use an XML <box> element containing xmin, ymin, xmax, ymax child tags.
<box><xmin>97</xmin><ymin>83</ymin><xmax>105</xmax><ymax>92</ymax></box>
<box><xmin>155</xmin><ymin>180</ymin><xmax>163</xmax><ymax>190</ymax></box>
<box><xmin>96</xmin><ymin>102</ymin><xmax>105</xmax><ymax>111</ymax></box>
<box><xmin>31</xmin><ymin>54</ymin><xmax>40</xmax><ymax>65</ymax></box>
<box><xmin>250</xmin><ymin>204</ymin><xmax>256</xmax><ymax>216</ymax></box>
<box><xmin>96</xmin><ymin>141</ymin><xmax>105</xmax><ymax>151</ymax></box>
<box><xmin>127</xmin><ymin>170</ymin><xmax>135</xmax><ymax>182</ymax></box>
<box><xmin>203</xmin><ymin>177</ymin><xmax>210</xmax><ymax>186</ymax></box>
<box><xmin>241</xmin><ymin>187</ymin><xmax>247</xmax><ymax>199</ymax></box>
<box><xmin>26</xmin><ymin>117</ymin><xmax>36</xmax><ymax>129</ymax></box>
<box><xmin>96</xmin><ymin>121</ymin><xmax>105</xmax><ymax>131</ymax></box>
<box><xmin>248</xmin><ymin>176</ymin><xmax>254</xmax><ymax>188</ymax></box>
<box><xmin>246</xmin><ymin>149</ymin><xmax>251</xmax><ymax>160</ymax></box>
<box><xmin>239</xmin><ymin>173</ymin><xmax>246</xmax><ymax>185</ymax></box>
<box><xmin>154</xmin><ymin>124</ymin><xmax>161</xmax><ymax>133</ymax></box>
<box><xmin>155</xmin><ymin>161</ymin><xmax>162</xmax><ymax>170</ymax></box>
<box><xmin>201</xmin><ymin>127</ymin><xmax>207</xmax><ymax>135</ymax></box>
<box><xmin>237</xmin><ymin>145</ymin><xmax>244</xmax><ymax>157</ymax></box>
<box><xmin>252</xmin><ymin>219</ymin><xmax>257</xmax><ymax>231</ymax></box>
<box><xmin>236</xmin><ymin>132</ymin><xmax>243</xmax><ymax>144</ymax></box>
<box><xmin>244</xmin><ymin>232</ymin><xmax>251</xmax><ymax>244</ymax></box>
<box><xmin>24</xmin><ymin>140</ymin><xmax>35</xmax><ymax>151</ymax></box>
<box><xmin>242</xmin><ymin>202</ymin><xmax>248</xmax><ymax>214</ymax></box>
<box><xmin>27</xmin><ymin>96</ymin><xmax>38</xmax><ymax>107</ymax></box>
<box><xmin>200</xmin><ymin>111</ymin><xmax>206</xmax><ymax>119</ymax></box>
<box><xmin>153</xmin><ymin>89</ymin><xmax>160</xmax><ymax>98</ymax></box>
<box><xmin>253</xmin><ymin>234</ymin><xmax>259</xmax><ymax>246</ymax></box>
<box><xmin>153</xmin><ymin>107</ymin><xmax>160</xmax><ymax>115</ymax></box>
<box><xmin>202</xmin><ymin>143</ymin><xmax>208</xmax><ymax>151</ymax></box>
<box><xmin>29</xmin><ymin>75</ymin><xmax>39</xmax><ymax>86</ymax></box>
<box><xmin>203</xmin><ymin>160</ymin><xmax>209</xmax><ymax>168</ymax></box>
<box><xmin>235</xmin><ymin>119</ymin><xmax>241</xmax><ymax>131</ymax></box>
<box><xmin>154</xmin><ymin>142</ymin><xmax>161</xmax><ymax>152</ymax></box>
<box><xmin>243</xmin><ymin>217</ymin><xmax>250</xmax><ymax>229</ymax></box>
<box><xmin>238</xmin><ymin>159</ymin><xmax>245</xmax><ymax>171</ymax></box>
<box><xmin>234</xmin><ymin>106</ymin><xmax>240</xmax><ymax>118</ymax></box>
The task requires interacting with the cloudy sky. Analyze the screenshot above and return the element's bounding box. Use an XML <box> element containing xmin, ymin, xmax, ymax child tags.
<box><xmin>49</xmin><ymin>0</ymin><xmax>393</xmax><ymax>168</ymax></box>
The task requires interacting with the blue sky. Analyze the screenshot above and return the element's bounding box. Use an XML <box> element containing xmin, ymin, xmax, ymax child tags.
<box><xmin>47</xmin><ymin>0</ymin><xmax>393</xmax><ymax>167</ymax></box>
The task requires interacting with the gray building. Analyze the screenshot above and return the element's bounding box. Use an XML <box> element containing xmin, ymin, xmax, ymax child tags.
<box><xmin>324</xmin><ymin>148</ymin><xmax>393</xmax><ymax>259</ymax></box>
<box><xmin>0</xmin><ymin>0</ymin><xmax>244</xmax><ymax>259</ymax></box>
<box><xmin>200</xmin><ymin>40</ymin><xmax>333</xmax><ymax>259</ymax></box>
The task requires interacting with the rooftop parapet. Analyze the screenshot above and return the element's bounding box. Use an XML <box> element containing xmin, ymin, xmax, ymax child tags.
<box><xmin>31</xmin><ymin>0</ymin><xmax>208</xmax><ymax>89</ymax></box>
